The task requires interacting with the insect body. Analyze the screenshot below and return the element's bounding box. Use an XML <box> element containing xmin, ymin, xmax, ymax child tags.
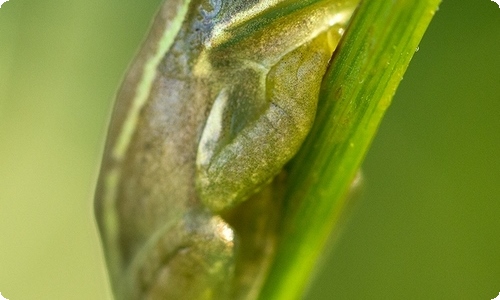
<box><xmin>94</xmin><ymin>0</ymin><xmax>356</xmax><ymax>299</ymax></box>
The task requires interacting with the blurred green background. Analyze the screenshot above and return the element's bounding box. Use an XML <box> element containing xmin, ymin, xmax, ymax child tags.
<box><xmin>0</xmin><ymin>1</ymin><xmax>498</xmax><ymax>299</ymax></box>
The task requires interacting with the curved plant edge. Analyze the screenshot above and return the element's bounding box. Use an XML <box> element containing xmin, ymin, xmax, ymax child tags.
<box><xmin>259</xmin><ymin>0</ymin><xmax>441</xmax><ymax>299</ymax></box>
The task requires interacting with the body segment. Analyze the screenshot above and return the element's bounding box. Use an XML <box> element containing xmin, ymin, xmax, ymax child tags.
<box><xmin>94</xmin><ymin>0</ymin><xmax>356</xmax><ymax>298</ymax></box>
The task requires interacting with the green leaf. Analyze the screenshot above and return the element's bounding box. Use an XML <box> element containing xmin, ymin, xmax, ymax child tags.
<box><xmin>260</xmin><ymin>0</ymin><xmax>441</xmax><ymax>299</ymax></box>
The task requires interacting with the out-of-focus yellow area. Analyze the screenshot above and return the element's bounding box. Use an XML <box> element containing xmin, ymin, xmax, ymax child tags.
<box><xmin>0</xmin><ymin>1</ymin><xmax>498</xmax><ymax>299</ymax></box>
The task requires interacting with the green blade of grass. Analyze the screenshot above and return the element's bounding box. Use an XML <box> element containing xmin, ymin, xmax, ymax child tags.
<box><xmin>260</xmin><ymin>0</ymin><xmax>441</xmax><ymax>299</ymax></box>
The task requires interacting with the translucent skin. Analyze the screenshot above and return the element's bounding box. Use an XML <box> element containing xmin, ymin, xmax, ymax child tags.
<box><xmin>94</xmin><ymin>0</ymin><xmax>356</xmax><ymax>299</ymax></box>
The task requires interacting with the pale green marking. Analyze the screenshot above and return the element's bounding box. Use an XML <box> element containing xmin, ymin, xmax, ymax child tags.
<box><xmin>103</xmin><ymin>168</ymin><xmax>122</xmax><ymax>280</ymax></box>
<box><xmin>197</xmin><ymin>88</ymin><xmax>228</xmax><ymax>168</ymax></box>
<box><xmin>112</xmin><ymin>0</ymin><xmax>192</xmax><ymax>160</ymax></box>
<box><xmin>209</xmin><ymin>1</ymin><xmax>282</xmax><ymax>48</ymax></box>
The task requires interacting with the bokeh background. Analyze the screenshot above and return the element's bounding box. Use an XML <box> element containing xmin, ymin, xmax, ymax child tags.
<box><xmin>0</xmin><ymin>1</ymin><xmax>498</xmax><ymax>299</ymax></box>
